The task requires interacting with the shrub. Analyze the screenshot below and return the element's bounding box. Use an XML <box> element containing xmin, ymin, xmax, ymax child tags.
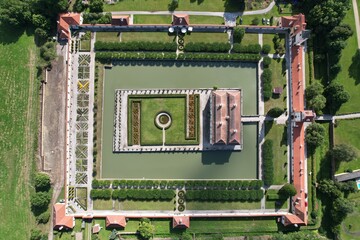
<box><xmin>262</xmin><ymin>44</ymin><xmax>271</xmax><ymax>54</ymax></box>
<box><xmin>279</xmin><ymin>183</ymin><xmax>297</xmax><ymax>198</ymax></box>
<box><xmin>263</xmin><ymin>56</ymin><xmax>271</xmax><ymax>68</ymax></box>
<box><xmin>262</xmin><ymin>140</ymin><xmax>274</xmax><ymax>186</ymax></box>
<box><xmin>36</xmin><ymin>211</ymin><xmax>50</xmax><ymax>224</ymax></box>
<box><xmin>267</xmin><ymin>107</ymin><xmax>284</xmax><ymax>118</ymax></box>
<box><xmin>233</xmin><ymin>27</ymin><xmax>245</xmax><ymax>43</ymax></box>
<box><xmin>252</xmin><ymin>17</ymin><xmax>260</xmax><ymax>25</ymax></box>
<box><xmin>184</xmin><ymin>42</ymin><xmax>231</xmax><ymax>53</ymax></box>
<box><xmin>90</xmin><ymin>189</ymin><xmax>112</xmax><ymax>200</ymax></box>
<box><xmin>305</xmin><ymin>123</ymin><xmax>325</xmax><ymax>150</ymax></box>
<box><xmin>178</xmin><ymin>204</ymin><xmax>185</xmax><ymax>212</ymax></box>
<box><xmin>34</xmin><ymin>173</ymin><xmax>51</xmax><ymax>192</ymax></box>
<box><xmin>31</xmin><ymin>192</ymin><xmax>51</xmax><ymax>214</ymax></box>
<box><xmin>95</xmin><ymin>41</ymin><xmax>177</xmax><ymax>52</ymax></box>
<box><xmin>232</xmin><ymin>43</ymin><xmax>261</xmax><ymax>54</ymax></box>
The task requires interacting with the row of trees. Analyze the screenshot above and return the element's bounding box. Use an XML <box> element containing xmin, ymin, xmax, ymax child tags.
<box><xmin>95</xmin><ymin>41</ymin><xmax>177</xmax><ymax>52</ymax></box>
<box><xmin>93</xmin><ymin>179</ymin><xmax>263</xmax><ymax>190</ymax></box>
<box><xmin>184</xmin><ymin>42</ymin><xmax>231</xmax><ymax>53</ymax></box>
<box><xmin>112</xmin><ymin>189</ymin><xmax>175</xmax><ymax>201</ymax></box>
<box><xmin>83</xmin><ymin>13</ymin><xmax>112</xmax><ymax>24</ymax></box>
<box><xmin>31</xmin><ymin>173</ymin><xmax>51</xmax><ymax>224</ymax></box>
<box><xmin>262</xmin><ymin>68</ymin><xmax>273</xmax><ymax>100</ymax></box>
<box><xmin>96</xmin><ymin>52</ymin><xmax>261</xmax><ymax>63</ymax></box>
<box><xmin>262</xmin><ymin>139</ymin><xmax>274</xmax><ymax>186</ymax></box>
<box><xmin>185</xmin><ymin>190</ymin><xmax>264</xmax><ymax>202</ymax></box>
<box><xmin>232</xmin><ymin>43</ymin><xmax>262</xmax><ymax>54</ymax></box>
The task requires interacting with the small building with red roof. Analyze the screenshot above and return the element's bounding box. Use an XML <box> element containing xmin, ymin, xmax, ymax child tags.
<box><xmin>172</xmin><ymin>14</ymin><xmax>190</xmax><ymax>26</ymax></box>
<box><xmin>173</xmin><ymin>216</ymin><xmax>190</xmax><ymax>229</ymax></box>
<box><xmin>53</xmin><ymin>203</ymin><xmax>75</xmax><ymax>230</ymax></box>
<box><xmin>106</xmin><ymin>215</ymin><xmax>127</xmax><ymax>228</ymax></box>
<box><xmin>111</xmin><ymin>15</ymin><xmax>130</xmax><ymax>26</ymax></box>
<box><xmin>280</xmin><ymin>14</ymin><xmax>310</xmax><ymax>46</ymax></box>
<box><xmin>57</xmin><ymin>13</ymin><xmax>81</xmax><ymax>41</ymax></box>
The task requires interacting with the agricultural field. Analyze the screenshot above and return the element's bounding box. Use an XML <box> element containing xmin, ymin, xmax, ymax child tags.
<box><xmin>0</xmin><ymin>26</ymin><xmax>39</xmax><ymax>238</ymax></box>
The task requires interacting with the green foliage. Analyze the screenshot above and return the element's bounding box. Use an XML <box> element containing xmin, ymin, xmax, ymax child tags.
<box><xmin>111</xmin><ymin>189</ymin><xmax>175</xmax><ymax>201</ymax></box>
<box><xmin>262</xmin><ymin>68</ymin><xmax>272</xmax><ymax>101</ymax></box>
<box><xmin>138</xmin><ymin>220</ymin><xmax>155</xmax><ymax>239</ymax></box>
<box><xmin>267</xmin><ymin>107</ymin><xmax>283</xmax><ymax>118</ymax></box>
<box><xmin>262</xmin><ymin>139</ymin><xmax>274</xmax><ymax>186</ymax></box>
<box><xmin>73</xmin><ymin>0</ymin><xmax>86</xmax><ymax>12</ymax></box>
<box><xmin>34</xmin><ymin>173</ymin><xmax>51</xmax><ymax>192</ymax></box>
<box><xmin>90</xmin><ymin>189</ymin><xmax>112</xmax><ymax>200</ymax></box>
<box><xmin>305</xmin><ymin>123</ymin><xmax>325</xmax><ymax>150</ymax></box>
<box><xmin>30</xmin><ymin>229</ymin><xmax>47</xmax><ymax>240</ymax></box>
<box><xmin>83</xmin><ymin>12</ymin><xmax>111</xmax><ymax>24</ymax></box>
<box><xmin>262</xmin><ymin>44</ymin><xmax>271</xmax><ymax>54</ymax></box>
<box><xmin>31</xmin><ymin>192</ymin><xmax>51</xmax><ymax>214</ymax></box>
<box><xmin>36</xmin><ymin>211</ymin><xmax>50</xmax><ymax>224</ymax></box>
<box><xmin>317</xmin><ymin>179</ymin><xmax>342</xmax><ymax>199</ymax></box>
<box><xmin>305</xmin><ymin>82</ymin><xmax>326</xmax><ymax>113</ymax></box>
<box><xmin>331</xmin><ymin>197</ymin><xmax>354</xmax><ymax>225</ymax></box>
<box><xmin>180</xmin><ymin>232</ymin><xmax>193</xmax><ymax>240</ymax></box>
<box><xmin>272</xmin><ymin>231</ymin><xmax>322</xmax><ymax>240</ymax></box>
<box><xmin>95</xmin><ymin>41</ymin><xmax>177</xmax><ymax>52</ymax></box>
<box><xmin>330</xmin><ymin>144</ymin><xmax>358</xmax><ymax>163</ymax></box>
<box><xmin>233</xmin><ymin>27</ymin><xmax>245</xmax><ymax>43</ymax></box>
<box><xmin>278</xmin><ymin>183</ymin><xmax>297</xmax><ymax>198</ymax></box>
<box><xmin>232</xmin><ymin>43</ymin><xmax>261</xmax><ymax>54</ymax></box>
<box><xmin>262</xmin><ymin>56</ymin><xmax>271</xmax><ymax>68</ymax></box>
<box><xmin>251</xmin><ymin>17</ymin><xmax>260</xmax><ymax>25</ymax></box>
<box><xmin>185</xmin><ymin>190</ymin><xmax>264</xmax><ymax>202</ymax></box>
<box><xmin>184</xmin><ymin>42</ymin><xmax>231</xmax><ymax>53</ymax></box>
<box><xmin>338</xmin><ymin>181</ymin><xmax>358</xmax><ymax>195</ymax></box>
<box><xmin>89</xmin><ymin>0</ymin><xmax>103</xmax><ymax>12</ymax></box>
<box><xmin>324</xmin><ymin>81</ymin><xmax>350</xmax><ymax>114</ymax></box>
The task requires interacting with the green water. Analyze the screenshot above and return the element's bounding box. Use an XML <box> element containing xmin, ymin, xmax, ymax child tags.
<box><xmin>101</xmin><ymin>61</ymin><xmax>259</xmax><ymax>179</ymax></box>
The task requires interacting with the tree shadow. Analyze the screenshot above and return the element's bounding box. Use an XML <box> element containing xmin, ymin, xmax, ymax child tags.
<box><xmin>0</xmin><ymin>24</ymin><xmax>28</xmax><ymax>44</ymax></box>
<box><xmin>348</xmin><ymin>50</ymin><xmax>360</xmax><ymax>85</ymax></box>
<box><xmin>264</xmin><ymin>121</ymin><xmax>273</xmax><ymax>136</ymax></box>
<box><xmin>281</xmin><ymin>126</ymin><xmax>287</xmax><ymax>146</ymax></box>
<box><xmin>224</xmin><ymin>0</ymin><xmax>245</xmax><ymax>12</ymax></box>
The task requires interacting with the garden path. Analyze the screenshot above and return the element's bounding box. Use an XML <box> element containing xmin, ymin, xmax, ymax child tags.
<box><xmin>352</xmin><ymin>0</ymin><xmax>360</xmax><ymax>49</ymax></box>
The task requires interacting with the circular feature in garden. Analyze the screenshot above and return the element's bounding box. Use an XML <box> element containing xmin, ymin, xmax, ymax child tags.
<box><xmin>155</xmin><ymin>112</ymin><xmax>172</xmax><ymax>129</ymax></box>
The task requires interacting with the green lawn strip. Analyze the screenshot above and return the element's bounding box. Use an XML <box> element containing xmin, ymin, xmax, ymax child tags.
<box><xmin>314</xmin><ymin>122</ymin><xmax>330</xmax><ymax>180</ymax></box>
<box><xmin>264</xmin><ymin>58</ymin><xmax>287</xmax><ymax>113</ymax></box>
<box><xmin>133</xmin><ymin>15</ymin><xmax>172</xmax><ymax>24</ymax></box>
<box><xmin>262</xmin><ymin>34</ymin><xmax>274</xmax><ymax>53</ymax></box>
<box><xmin>336</xmin><ymin>3</ymin><xmax>360</xmax><ymax>114</ymax></box>
<box><xmin>93</xmin><ymin>199</ymin><xmax>114</xmax><ymax>210</ymax></box>
<box><xmin>188</xmin><ymin>217</ymin><xmax>278</xmax><ymax>233</ymax></box>
<box><xmin>340</xmin><ymin>192</ymin><xmax>360</xmax><ymax>240</ymax></box>
<box><xmin>56</xmin><ymin>186</ymin><xmax>65</xmax><ymax>202</ymax></box>
<box><xmin>186</xmin><ymin>200</ymin><xmax>261</xmax><ymax>210</ymax></box>
<box><xmin>241</xmin><ymin>33</ymin><xmax>258</xmax><ymax>45</ymax></box>
<box><xmin>265</xmin><ymin>199</ymin><xmax>287</xmax><ymax>210</ymax></box>
<box><xmin>80</xmin><ymin>39</ymin><xmax>90</xmax><ymax>51</ymax></box>
<box><xmin>185</xmin><ymin>32</ymin><xmax>228</xmax><ymax>43</ymax></box>
<box><xmin>0</xmin><ymin>27</ymin><xmax>39</xmax><ymax>239</ymax></box>
<box><xmin>121</xmin><ymin>32</ymin><xmax>176</xmax><ymax>42</ymax></box>
<box><xmin>334</xmin><ymin>119</ymin><xmax>360</xmax><ymax>173</ymax></box>
<box><xmin>190</xmin><ymin>16</ymin><xmax>224</xmax><ymax>25</ymax></box>
<box><xmin>264</xmin><ymin>122</ymin><xmax>288</xmax><ymax>185</ymax></box>
<box><xmin>76</xmin><ymin>187</ymin><xmax>87</xmax><ymax>209</ymax></box>
<box><xmin>119</xmin><ymin>199</ymin><xmax>175</xmax><ymax>210</ymax></box>
<box><xmin>96</xmin><ymin>32</ymin><xmax>120</xmax><ymax>42</ymax></box>
<box><xmin>104</xmin><ymin>0</ymin><xmax>248</xmax><ymax>12</ymax></box>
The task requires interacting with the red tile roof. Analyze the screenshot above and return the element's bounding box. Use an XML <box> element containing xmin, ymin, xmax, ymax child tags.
<box><xmin>92</xmin><ymin>224</ymin><xmax>101</xmax><ymax>234</ymax></box>
<box><xmin>53</xmin><ymin>203</ymin><xmax>75</xmax><ymax>230</ymax></box>
<box><xmin>106</xmin><ymin>215</ymin><xmax>127</xmax><ymax>228</ymax></box>
<box><xmin>213</xmin><ymin>91</ymin><xmax>228</xmax><ymax>144</ymax></box>
<box><xmin>228</xmin><ymin>91</ymin><xmax>241</xmax><ymax>145</ymax></box>
<box><xmin>173</xmin><ymin>14</ymin><xmax>190</xmax><ymax>26</ymax></box>
<box><xmin>172</xmin><ymin>216</ymin><xmax>190</xmax><ymax>228</ymax></box>
<box><xmin>58</xmin><ymin>13</ymin><xmax>81</xmax><ymax>40</ymax></box>
<box><xmin>112</xmin><ymin>15</ymin><xmax>130</xmax><ymax>26</ymax></box>
<box><xmin>280</xmin><ymin>14</ymin><xmax>306</xmax><ymax>36</ymax></box>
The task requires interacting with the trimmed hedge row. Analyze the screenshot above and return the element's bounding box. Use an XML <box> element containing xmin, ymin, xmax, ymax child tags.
<box><xmin>267</xmin><ymin>193</ymin><xmax>287</xmax><ymax>200</ymax></box>
<box><xmin>232</xmin><ymin>43</ymin><xmax>262</xmax><ymax>54</ymax></box>
<box><xmin>93</xmin><ymin>179</ymin><xmax>263</xmax><ymax>190</ymax></box>
<box><xmin>96</xmin><ymin>52</ymin><xmax>261</xmax><ymax>63</ymax></box>
<box><xmin>185</xmin><ymin>190</ymin><xmax>263</xmax><ymax>202</ymax></box>
<box><xmin>112</xmin><ymin>189</ymin><xmax>175</xmax><ymax>201</ymax></box>
<box><xmin>90</xmin><ymin>189</ymin><xmax>112</xmax><ymax>200</ymax></box>
<box><xmin>262</xmin><ymin>68</ymin><xmax>273</xmax><ymax>100</ymax></box>
<box><xmin>262</xmin><ymin>139</ymin><xmax>274</xmax><ymax>186</ymax></box>
<box><xmin>184</xmin><ymin>42</ymin><xmax>231</xmax><ymax>53</ymax></box>
<box><xmin>95</xmin><ymin>41</ymin><xmax>177</xmax><ymax>52</ymax></box>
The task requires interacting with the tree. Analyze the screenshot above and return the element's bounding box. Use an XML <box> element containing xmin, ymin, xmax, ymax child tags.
<box><xmin>262</xmin><ymin>140</ymin><xmax>274</xmax><ymax>186</ymax></box>
<box><xmin>331</xmin><ymin>198</ymin><xmax>354</xmax><ymax>224</ymax></box>
<box><xmin>30</xmin><ymin>229</ymin><xmax>46</xmax><ymax>240</ymax></box>
<box><xmin>138</xmin><ymin>220</ymin><xmax>155</xmax><ymax>239</ymax></box>
<box><xmin>331</xmin><ymin>144</ymin><xmax>357</xmax><ymax>162</ymax></box>
<box><xmin>233</xmin><ymin>27</ymin><xmax>245</xmax><ymax>43</ymax></box>
<box><xmin>306</xmin><ymin>82</ymin><xmax>324</xmax><ymax>99</ymax></box>
<box><xmin>262</xmin><ymin>44</ymin><xmax>271</xmax><ymax>54</ymax></box>
<box><xmin>324</xmin><ymin>82</ymin><xmax>350</xmax><ymax>114</ymax></box>
<box><xmin>89</xmin><ymin>0</ymin><xmax>103</xmax><ymax>13</ymax></box>
<box><xmin>279</xmin><ymin>183</ymin><xmax>297</xmax><ymax>198</ymax></box>
<box><xmin>0</xmin><ymin>0</ymin><xmax>31</xmax><ymax>27</ymax></box>
<box><xmin>252</xmin><ymin>17</ymin><xmax>260</xmax><ymax>25</ymax></box>
<box><xmin>263</xmin><ymin>56</ymin><xmax>271</xmax><ymax>68</ymax></box>
<box><xmin>36</xmin><ymin>211</ymin><xmax>50</xmax><ymax>223</ymax></box>
<box><xmin>328</xmin><ymin>24</ymin><xmax>353</xmax><ymax>40</ymax></box>
<box><xmin>305</xmin><ymin>123</ymin><xmax>325</xmax><ymax>150</ymax></box>
<box><xmin>267</xmin><ymin>107</ymin><xmax>283</xmax><ymax>118</ymax></box>
<box><xmin>339</xmin><ymin>181</ymin><xmax>358</xmax><ymax>195</ymax></box>
<box><xmin>317</xmin><ymin>179</ymin><xmax>342</xmax><ymax>199</ymax></box>
<box><xmin>308</xmin><ymin>95</ymin><xmax>326</xmax><ymax>114</ymax></box>
<box><xmin>31</xmin><ymin>192</ymin><xmax>51</xmax><ymax>214</ymax></box>
<box><xmin>34</xmin><ymin>173</ymin><xmax>51</xmax><ymax>192</ymax></box>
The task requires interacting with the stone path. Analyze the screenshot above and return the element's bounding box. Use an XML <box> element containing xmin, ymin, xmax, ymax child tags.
<box><xmin>352</xmin><ymin>0</ymin><xmax>360</xmax><ymax>49</ymax></box>
<box><xmin>316</xmin><ymin>113</ymin><xmax>360</xmax><ymax>122</ymax></box>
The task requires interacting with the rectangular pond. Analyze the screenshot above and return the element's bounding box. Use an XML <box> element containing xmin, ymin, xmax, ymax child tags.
<box><xmin>101</xmin><ymin>61</ymin><xmax>259</xmax><ymax>179</ymax></box>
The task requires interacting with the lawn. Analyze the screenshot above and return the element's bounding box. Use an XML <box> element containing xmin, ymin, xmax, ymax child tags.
<box><xmin>96</xmin><ymin>32</ymin><xmax>120</xmax><ymax>42</ymax></box>
<box><xmin>190</xmin><ymin>16</ymin><xmax>224</xmax><ymax>25</ymax></box>
<box><xmin>104</xmin><ymin>0</ymin><xmax>255</xmax><ymax>12</ymax></box>
<box><xmin>264</xmin><ymin>58</ymin><xmax>287</xmax><ymax>113</ymax></box>
<box><xmin>314</xmin><ymin>122</ymin><xmax>330</xmax><ymax>180</ymax></box>
<box><xmin>129</xmin><ymin>95</ymin><xmax>199</xmax><ymax>145</ymax></box>
<box><xmin>241</xmin><ymin>33</ymin><xmax>258</xmax><ymax>45</ymax></box>
<box><xmin>0</xmin><ymin>26</ymin><xmax>39</xmax><ymax>239</ymax></box>
<box><xmin>336</xmin><ymin>2</ymin><xmax>360</xmax><ymax>114</ymax></box>
<box><xmin>119</xmin><ymin>199</ymin><xmax>175</xmax><ymax>210</ymax></box>
<box><xmin>186</xmin><ymin>200</ymin><xmax>261</xmax><ymax>210</ymax></box>
<box><xmin>133</xmin><ymin>15</ymin><xmax>171</xmax><ymax>24</ymax></box>
<box><xmin>265</xmin><ymin>199</ymin><xmax>287</xmax><ymax>210</ymax></box>
<box><xmin>262</xmin><ymin>34</ymin><xmax>274</xmax><ymax>53</ymax></box>
<box><xmin>185</xmin><ymin>32</ymin><xmax>229</xmax><ymax>43</ymax></box>
<box><xmin>334</xmin><ymin>119</ymin><xmax>360</xmax><ymax>173</ymax></box>
<box><xmin>121</xmin><ymin>32</ymin><xmax>176</xmax><ymax>42</ymax></box>
<box><xmin>265</xmin><ymin>122</ymin><xmax>288</xmax><ymax>185</ymax></box>
<box><xmin>340</xmin><ymin>192</ymin><xmax>360</xmax><ymax>240</ymax></box>
<box><xmin>188</xmin><ymin>217</ymin><xmax>278</xmax><ymax>233</ymax></box>
<box><xmin>80</xmin><ymin>39</ymin><xmax>90</xmax><ymax>52</ymax></box>
<box><xmin>93</xmin><ymin>199</ymin><xmax>114</xmax><ymax>210</ymax></box>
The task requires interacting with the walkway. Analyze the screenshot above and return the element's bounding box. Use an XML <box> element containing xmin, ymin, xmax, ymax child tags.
<box><xmin>352</xmin><ymin>0</ymin><xmax>360</xmax><ymax>49</ymax></box>
<box><xmin>315</xmin><ymin>113</ymin><xmax>360</xmax><ymax>122</ymax></box>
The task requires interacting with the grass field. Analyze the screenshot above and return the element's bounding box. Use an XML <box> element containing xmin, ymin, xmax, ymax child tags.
<box><xmin>264</xmin><ymin>122</ymin><xmax>288</xmax><ymax>184</ymax></box>
<box><xmin>334</xmin><ymin>119</ymin><xmax>360</xmax><ymax>173</ymax></box>
<box><xmin>80</xmin><ymin>39</ymin><xmax>90</xmax><ymax>52</ymax></box>
<box><xmin>336</xmin><ymin>2</ymin><xmax>360</xmax><ymax>114</ymax></box>
<box><xmin>93</xmin><ymin>199</ymin><xmax>114</xmax><ymax>210</ymax></box>
<box><xmin>133</xmin><ymin>15</ymin><xmax>171</xmax><ymax>24</ymax></box>
<box><xmin>190</xmin><ymin>16</ymin><xmax>224</xmax><ymax>25</ymax></box>
<box><xmin>314</xmin><ymin>123</ymin><xmax>331</xmax><ymax>180</ymax></box>
<box><xmin>104</xmin><ymin>0</ymin><xmax>257</xmax><ymax>12</ymax></box>
<box><xmin>119</xmin><ymin>199</ymin><xmax>175</xmax><ymax>210</ymax></box>
<box><xmin>241</xmin><ymin>33</ymin><xmax>258</xmax><ymax>45</ymax></box>
<box><xmin>121</xmin><ymin>32</ymin><xmax>176</xmax><ymax>42</ymax></box>
<box><xmin>96</xmin><ymin>32</ymin><xmax>120</xmax><ymax>42</ymax></box>
<box><xmin>263</xmin><ymin>34</ymin><xmax>274</xmax><ymax>53</ymax></box>
<box><xmin>264</xmin><ymin>58</ymin><xmax>287</xmax><ymax>113</ymax></box>
<box><xmin>340</xmin><ymin>192</ymin><xmax>360</xmax><ymax>240</ymax></box>
<box><xmin>185</xmin><ymin>32</ymin><xmax>229</xmax><ymax>43</ymax></box>
<box><xmin>186</xmin><ymin>200</ymin><xmax>261</xmax><ymax>210</ymax></box>
<box><xmin>0</xmin><ymin>26</ymin><xmax>39</xmax><ymax>239</ymax></box>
